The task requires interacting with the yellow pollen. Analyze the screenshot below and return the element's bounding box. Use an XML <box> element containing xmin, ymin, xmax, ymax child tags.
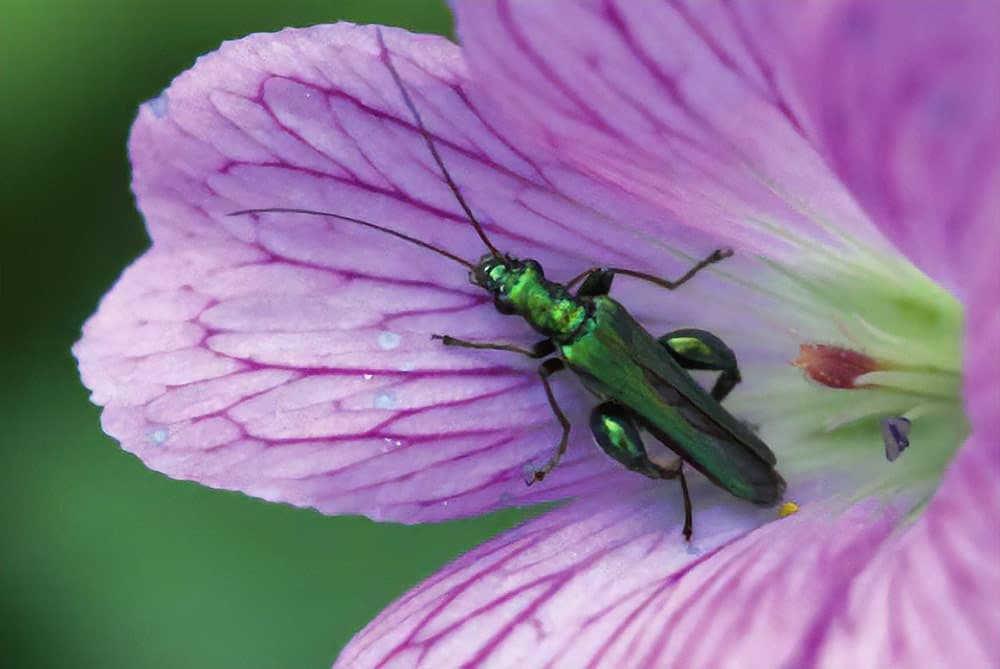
<box><xmin>778</xmin><ymin>501</ymin><xmax>800</xmax><ymax>518</ymax></box>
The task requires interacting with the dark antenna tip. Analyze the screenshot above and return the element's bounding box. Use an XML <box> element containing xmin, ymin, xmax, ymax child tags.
<box><xmin>375</xmin><ymin>27</ymin><xmax>500</xmax><ymax>257</ymax></box>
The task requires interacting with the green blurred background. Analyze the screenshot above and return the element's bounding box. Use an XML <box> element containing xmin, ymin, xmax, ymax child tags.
<box><xmin>2</xmin><ymin>2</ymin><xmax>532</xmax><ymax>667</ymax></box>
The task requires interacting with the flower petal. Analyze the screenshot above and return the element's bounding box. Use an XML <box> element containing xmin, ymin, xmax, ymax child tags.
<box><xmin>77</xmin><ymin>23</ymin><xmax>739</xmax><ymax>522</ymax></box>
<box><xmin>456</xmin><ymin>0</ymin><xmax>999</xmax><ymax>301</ymax></box>
<box><xmin>817</xmin><ymin>229</ymin><xmax>998</xmax><ymax>667</ymax></box>
<box><xmin>761</xmin><ymin>0</ymin><xmax>1000</xmax><ymax>298</ymax></box>
<box><xmin>337</xmin><ymin>491</ymin><xmax>897</xmax><ymax>668</ymax></box>
<box><xmin>453</xmin><ymin>0</ymin><xmax>888</xmax><ymax>259</ymax></box>
<box><xmin>338</xmin><ymin>305</ymin><xmax>1000</xmax><ymax>667</ymax></box>
<box><xmin>964</xmin><ymin>293</ymin><xmax>1000</xmax><ymax>437</ymax></box>
<box><xmin>813</xmin><ymin>291</ymin><xmax>1000</xmax><ymax>665</ymax></box>
<box><xmin>813</xmin><ymin>432</ymin><xmax>1000</xmax><ymax>669</ymax></box>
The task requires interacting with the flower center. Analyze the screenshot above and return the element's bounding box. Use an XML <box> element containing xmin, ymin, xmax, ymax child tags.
<box><xmin>729</xmin><ymin>249</ymin><xmax>966</xmax><ymax>511</ymax></box>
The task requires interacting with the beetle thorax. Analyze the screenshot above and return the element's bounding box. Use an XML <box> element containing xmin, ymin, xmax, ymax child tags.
<box><xmin>472</xmin><ymin>255</ymin><xmax>587</xmax><ymax>339</ymax></box>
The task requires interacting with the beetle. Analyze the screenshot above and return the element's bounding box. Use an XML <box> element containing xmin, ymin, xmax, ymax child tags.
<box><xmin>233</xmin><ymin>29</ymin><xmax>786</xmax><ymax>540</ymax></box>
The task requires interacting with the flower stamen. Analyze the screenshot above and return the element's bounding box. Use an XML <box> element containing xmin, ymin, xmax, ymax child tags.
<box><xmin>794</xmin><ymin>344</ymin><xmax>882</xmax><ymax>389</ymax></box>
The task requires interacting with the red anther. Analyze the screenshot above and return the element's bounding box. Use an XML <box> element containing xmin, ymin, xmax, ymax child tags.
<box><xmin>794</xmin><ymin>344</ymin><xmax>882</xmax><ymax>389</ymax></box>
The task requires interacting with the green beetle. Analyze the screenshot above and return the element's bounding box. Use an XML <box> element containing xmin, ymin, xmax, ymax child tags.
<box><xmin>234</xmin><ymin>31</ymin><xmax>786</xmax><ymax>540</ymax></box>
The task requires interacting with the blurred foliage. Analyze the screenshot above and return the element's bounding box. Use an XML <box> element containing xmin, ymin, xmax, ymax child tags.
<box><xmin>1</xmin><ymin>2</ymin><xmax>535</xmax><ymax>667</ymax></box>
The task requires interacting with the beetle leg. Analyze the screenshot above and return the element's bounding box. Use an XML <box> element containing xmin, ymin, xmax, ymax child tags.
<box><xmin>528</xmin><ymin>358</ymin><xmax>571</xmax><ymax>485</ymax></box>
<box><xmin>432</xmin><ymin>335</ymin><xmax>555</xmax><ymax>359</ymax></box>
<box><xmin>574</xmin><ymin>269</ymin><xmax>614</xmax><ymax>298</ymax></box>
<box><xmin>567</xmin><ymin>248</ymin><xmax>732</xmax><ymax>294</ymax></box>
<box><xmin>589</xmin><ymin>401</ymin><xmax>662</xmax><ymax>478</ymax></box>
<box><xmin>589</xmin><ymin>401</ymin><xmax>694</xmax><ymax>540</ymax></box>
<box><xmin>659</xmin><ymin>328</ymin><xmax>741</xmax><ymax>402</ymax></box>
<box><xmin>676</xmin><ymin>464</ymin><xmax>693</xmax><ymax>542</ymax></box>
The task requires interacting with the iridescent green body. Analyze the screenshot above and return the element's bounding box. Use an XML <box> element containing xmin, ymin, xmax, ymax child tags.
<box><xmin>473</xmin><ymin>254</ymin><xmax>785</xmax><ymax>508</ymax></box>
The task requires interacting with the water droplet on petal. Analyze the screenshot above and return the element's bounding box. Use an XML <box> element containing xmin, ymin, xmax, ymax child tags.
<box><xmin>147</xmin><ymin>427</ymin><xmax>169</xmax><ymax>446</ymax></box>
<box><xmin>380</xmin><ymin>437</ymin><xmax>403</xmax><ymax>453</ymax></box>
<box><xmin>362</xmin><ymin>373</ymin><xmax>374</xmax><ymax>381</ymax></box>
<box><xmin>398</xmin><ymin>360</ymin><xmax>416</xmax><ymax>372</ymax></box>
<box><xmin>147</xmin><ymin>91</ymin><xmax>169</xmax><ymax>118</ymax></box>
<box><xmin>373</xmin><ymin>390</ymin><xmax>397</xmax><ymax>410</ymax></box>
<box><xmin>521</xmin><ymin>462</ymin><xmax>544</xmax><ymax>486</ymax></box>
<box><xmin>377</xmin><ymin>331</ymin><xmax>401</xmax><ymax>350</ymax></box>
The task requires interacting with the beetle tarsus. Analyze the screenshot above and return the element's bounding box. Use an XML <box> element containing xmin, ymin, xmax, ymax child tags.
<box><xmin>528</xmin><ymin>359</ymin><xmax>570</xmax><ymax>484</ymax></box>
<box><xmin>678</xmin><ymin>465</ymin><xmax>694</xmax><ymax>541</ymax></box>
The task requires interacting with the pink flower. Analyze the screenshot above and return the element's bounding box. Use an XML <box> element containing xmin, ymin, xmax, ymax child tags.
<box><xmin>75</xmin><ymin>2</ymin><xmax>998</xmax><ymax>667</ymax></box>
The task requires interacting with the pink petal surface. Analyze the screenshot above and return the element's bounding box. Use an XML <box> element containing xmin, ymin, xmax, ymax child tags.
<box><xmin>815</xmin><ymin>435</ymin><xmax>1000</xmax><ymax>669</ymax></box>
<box><xmin>340</xmin><ymin>423</ymin><xmax>999</xmax><ymax>669</ymax></box>
<box><xmin>338</xmin><ymin>492</ymin><xmax>899</xmax><ymax>669</ymax></box>
<box><xmin>76</xmin><ymin>24</ymin><xmax>771</xmax><ymax>522</ymax></box>
<box><xmin>759</xmin><ymin>0</ymin><xmax>1000</xmax><ymax>298</ymax></box>
<box><xmin>812</xmin><ymin>302</ymin><xmax>1000</xmax><ymax>668</ymax></box>
<box><xmin>455</xmin><ymin>0</ymin><xmax>1000</xmax><ymax>299</ymax></box>
<box><xmin>453</xmin><ymin>0</ymin><xmax>890</xmax><ymax>259</ymax></box>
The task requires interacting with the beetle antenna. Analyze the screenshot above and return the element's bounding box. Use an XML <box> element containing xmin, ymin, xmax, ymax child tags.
<box><xmin>376</xmin><ymin>28</ymin><xmax>500</xmax><ymax>257</ymax></box>
<box><xmin>228</xmin><ymin>207</ymin><xmax>475</xmax><ymax>269</ymax></box>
